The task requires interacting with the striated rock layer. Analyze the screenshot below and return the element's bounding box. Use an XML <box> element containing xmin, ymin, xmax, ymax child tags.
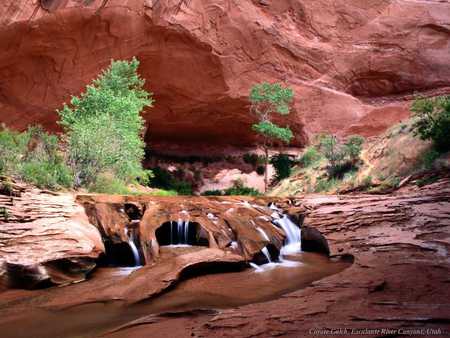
<box><xmin>103</xmin><ymin>179</ymin><xmax>450</xmax><ymax>337</ymax></box>
<box><xmin>0</xmin><ymin>178</ymin><xmax>104</xmax><ymax>288</ymax></box>
<box><xmin>1</xmin><ymin>0</ymin><xmax>450</xmax><ymax>152</ymax></box>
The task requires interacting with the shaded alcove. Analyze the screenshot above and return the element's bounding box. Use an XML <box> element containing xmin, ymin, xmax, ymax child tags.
<box><xmin>252</xmin><ymin>244</ymin><xmax>280</xmax><ymax>265</ymax></box>
<box><xmin>156</xmin><ymin>221</ymin><xmax>209</xmax><ymax>247</ymax></box>
<box><xmin>124</xmin><ymin>203</ymin><xmax>143</xmax><ymax>221</ymax></box>
<box><xmin>97</xmin><ymin>240</ymin><xmax>142</xmax><ymax>267</ymax></box>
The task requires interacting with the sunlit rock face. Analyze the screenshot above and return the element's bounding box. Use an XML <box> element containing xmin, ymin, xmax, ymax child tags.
<box><xmin>0</xmin><ymin>0</ymin><xmax>449</xmax><ymax>152</ymax></box>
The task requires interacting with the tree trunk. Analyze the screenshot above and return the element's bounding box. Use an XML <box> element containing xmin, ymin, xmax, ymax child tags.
<box><xmin>263</xmin><ymin>146</ymin><xmax>269</xmax><ymax>193</ymax></box>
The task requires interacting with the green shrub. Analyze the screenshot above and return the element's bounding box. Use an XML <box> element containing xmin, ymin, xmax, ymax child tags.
<box><xmin>0</xmin><ymin>206</ymin><xmax>9</xmax><ymax>221</ymax></box>
<box><xmin>256</xmin><ymin>165</ymin><xmax>265</xmax><ymax>176</ymax></box>
<box><xmin>411</xmin><ymin>95</ymin><xmax>450</xmax><ymax>152</ymax></box>
<box><xmin>416</xmin><ymin>175</ymin><xmax>439</xmax><ymax>187</ymax></box>
<box><xmin>270</xmin><ymin>153</ymin><xmax>293</xmax><ymax>181</ymax></box>
<box><xmin>298</xmin><ymin>146</ymin><xmax>321</xmax><ymax>168</ymax></box>
<box><xmin>243</xmin><ymin>153</ymin><xmax>259</xmax><ymax>166</ymax></box>
<box><xmin>344</xmin><ymin>135</ymin><xmax>365</xmax><ymax>162</ymax></box>
<box><xmin>201</xmin><ymin>190</ymin><xmax>223</xmax><ymax>196</ymax></box>
<box><xmin>421</xmin><ymin>148</ymin><xmax>440</xmax><ymax>170</ymax></box>
<box><xmin>0</xmin><ymin>128</ymin><xmax>28</xmax><ymax>174</ymax></box>
<box><xmin>89</xmin><ymin>173</ymin><xmax>130</xmax><ymax>195</ymax></box>
<box><xmin>18</xmin><ymin>126</ymin><xmax>73</xmax><ymax>189</ymax></box>
<box><xmin>20</xmin><ymin>160</ymin><xmax>72</xmax><ymax>190</ymax></box>
<box><xmin>58</xmin><ymin>58</ymin><xmax>153</xmax><ymax>188</ymax></box>
<box><xmin>0</xmin><ymin>126</ymin><xmax>73</xmax><ymax>189</ymax></box>
<box><xmin>150</xmin><ymin>189</ymin><xmax>178</xmax><ymax>196</ymax></box>
<box><xmin>314</xmin><ymin>177</ymin><xmax>340</xmax><ymax>193</ymax></box>
<box><xmin>317</xmin><ymin>134</ymin><xmax>365</xmax><ymax>178</ymax></box>
<box><xmin>361</xmin><ymin>175</ymin><xmax>373</xmax><ymax>188</ymax></box>
<box><xmin>224</xmin><ymin>180</ymin><xmax>260</xmax><ymax>196</ymax></box>
<box><xmin>150</xmin><ymin>167</ymin><xmax>193</xmax><ymax>195</ymax></box>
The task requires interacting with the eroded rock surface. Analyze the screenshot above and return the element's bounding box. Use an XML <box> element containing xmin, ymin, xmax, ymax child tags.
<box><xmin>1</xmin><ymin>1</ymin><xmax>450</xmax><ymax>151</ymax></box>
<box><xmin>0</xmin><ymin>179</ymin><xmax>104</xmax><ymax>288</ymax></box>
<box><xmin>106</xmin><ymin>179</ymin><xmax>450</xmax><ymax>337</ymax></box>
<box><xmin>77</xmin><ymin>194</ymin><xmax>287</xmax><ymax>263</ymax></box>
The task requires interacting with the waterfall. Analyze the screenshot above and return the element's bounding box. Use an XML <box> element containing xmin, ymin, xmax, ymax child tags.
<box><xmin>128</xmin><ymin>240</ymin><xmax>141</xmax><ymax>266</ymax></box>
<box><xmin>185</xmin><ymin>220</ymin><xmax>189</xmax><ymax>244</ymax></box>
<box><xmin>124</xmin><ymin>228</ymin><xmax>141</xmax><ymax>266</ymax></box>
<box><xmin>274</xmin><ymin>215</ymin><xmax>302</xmax><ymax>256</ymax></box>
<box><xmin>174</xmin><ymin>219</ymin><xmax>190</xmax><ymax>245</ymax></box>
<box><xmin>261</xmin><ymin>247</ymin><xmax>272</xmax><ymax>263</ymax></box>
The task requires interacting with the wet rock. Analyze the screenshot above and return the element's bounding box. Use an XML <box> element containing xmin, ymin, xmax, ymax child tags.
<box><xmin>301</xmin><ymin>226</ymin><xmax>330</xmax><ymax>256</ymax></box>
<box><xmin>77</xmin><ymin>195</ymin><xmax>286</xmax><ymax>264</ymax></box>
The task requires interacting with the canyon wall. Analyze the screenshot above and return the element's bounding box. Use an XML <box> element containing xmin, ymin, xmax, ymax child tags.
<box><xmin>0</xmin><ymin>0</ymin><xmax>449</xmax><ymax>152</ymax></box>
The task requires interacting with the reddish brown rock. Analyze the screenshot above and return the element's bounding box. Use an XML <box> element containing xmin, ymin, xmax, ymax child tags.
<box><xmin>1</xmin><ymin>1</ymin><xmax>449</xmax><ymax>152</ymax></box>
<box><xmin>77</xmin><ymin>194</ymin><xmax>287</xmax><ymax>263</ymax></box>
<box><xmin>100</xmin><ymin>179</ymin><xmax>450</xmax><ymax>337</ymax></box>
<box><xmin>0</xmin><ymin>179</ymin><xmax>104</xmax><ymax>288</ymax></box>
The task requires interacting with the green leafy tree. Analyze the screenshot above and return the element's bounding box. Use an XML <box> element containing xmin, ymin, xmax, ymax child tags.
<box><xmin>58</xmin><ymin>58</ymin><xmax>153</xmax><ymax>188</ymax></box>
<box><xmin>250</xmin><ymin>83</ymin><xmax>294</xmax><ymax>192</ymax></box>
<box><xmin>411</xmin><ymin>95</ymin><xmax>450</xmax><ymax>152</ymax></box>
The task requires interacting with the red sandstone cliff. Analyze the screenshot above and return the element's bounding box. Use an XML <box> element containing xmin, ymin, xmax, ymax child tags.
<box><xmin>0</xmin><ymin>0</ymin><xmax>449</xmax><ymax>151</ymax></box>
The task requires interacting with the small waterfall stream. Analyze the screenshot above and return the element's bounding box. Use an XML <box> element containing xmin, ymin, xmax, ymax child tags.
<box><xmin>167</xmin><ymin>219</ymin><xmax>191</xmax><ymax>246</ymax></box>
<box><xmin>275</xmin><ymin>215</ymin><xmax>302</xmax><ymax>256</ymax></box>
<box><xmin>124</xmin><ymin>228</ymin><xmax>141</xmax><ymax>267</ymax></box>
<box><xmin>252</xmin><ymin>205</ymin><xmax>302</xmax><ymax>271</ymax></box>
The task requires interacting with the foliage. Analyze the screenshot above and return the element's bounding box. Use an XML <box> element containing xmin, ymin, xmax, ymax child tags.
<box><xmin>150</xmin><ymin>189</ymin><xmax>178</xmax><ymax>196</ymax></box>
<box><xmin>88</xmin><ymin>173</ymin><xmax>130</xmax><ymax>194</ymax></box>
<box><xmin>314</xmin><ymin>177</ymin><xmax>340</xmax><ymax>193</ymax></box>
<box><xmin>416</xmin><ymin>175</ymin><xmax>439</xmax><ymax>187</ymax></box>
<box><xmin>201</xmin><ymin>190</ymin><xmax>223</xmax><ymax>196</ymax></box>
<box><xmin>298</xmin><ymin>146</ymin><xmax>322</xmax><ymax>168</ymax></box>
<box><xmin>420</xmin><ymin>148</ymin><xmax>440</xmax><ymax>170</ymax></box>
<box><xmin>317</xmin><ymin>134</ymin><xmax>365</xmax><ymax>178</ymax></box>
<box><xmin>344</xmin><ymin>135</ymin><xmax>365</xmax><ymax>162</ymax></box>
<box><xmin>0</xmin><ymin>206</ymin><xmax>8</xmax><ymax>221</ymax></box>
<box><xmin>256</xmin><ymin>165</ymin><xmax>265</xmax><ymax>176</ymax></box>
<box><xmin>361</xmin><ymin>175</ymin><xmax>373</xmax><ymax>188</ymax></box>
<box><xmin>251</xmin><ymin>121</ymin><xmax>293</xmax><ymax>144</ymax></box>
<box><xmin>0</xmin><ymin>128</ymin><xmax>28</xmax><ymax>175</ymax></box>
<box><xmin>18</xmin><ymin>126</ymin><xmax>73</xmax><ymax>189</ymax></box>
<box><xmin>243</xmin><ymin>153</ymin><xmax>259</xmax><ymax>166</ymax></box>
<box><xmin>224</xmin><ymin>180</ymin><xmax>260</xmax><ymax>196</ymax></box>
<box><xmin>201</xmin><ymin>180</ymin><xmax>261</xmax><ymax>196</ymax></box>
<box><xmin>270</xmin><ymin>153</ymin><xmax>293</xmax><ymax>181</ymax></box>
<box><xmin>249</xmin><ymin>82</ymin><xmax>294</xmax><ymax>192</ymax></box>
<box><xmin>150</xmin><ymin>167</ymin><xmax>193</xmax><ymax>195</ymax></box>
<box><xmin>411</xmin><ymin>95</ymin><xmax>450</xmax><ymax>152</ymax></box>
<box><xmin>58</xmin><ymin>58</ymin><xmax>153</xmax><ymax>188</ymax></box>
<box><xmin>250</xmin><ymin>82</ymin><xmax>294</xmax><ymax>117</ymax></box>
<box><xmin>0</xmin><ymin>126</ymin><xmax>72</xmax><ymax>189</ymax></box>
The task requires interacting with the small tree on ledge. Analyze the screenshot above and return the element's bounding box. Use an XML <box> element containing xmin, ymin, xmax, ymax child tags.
<box><xmin>250</xmin><ymin>82</ymin><xmax>294</xmax><ymax>192</ymax></box>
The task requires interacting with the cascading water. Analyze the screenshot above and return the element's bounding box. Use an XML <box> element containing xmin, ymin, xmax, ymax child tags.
<box><xmin>256</xmin><ymin>227</ymin><xmax>272</xmax><ymax>263</ymax></box>
<box><xmin>261</xmin><ymin>247</ymin><xmax>272</xmax><ymax>263</ymax></box>
<box><xmin>275</xmin><ymin>215</ymin><xmax>302</xmax><ymax>256</ymax></box>
<box><xmin>166</xmin><ymin>219</ymin><xmax>191</xmax><ymax>246</ymax></box>
<box><xmin>251</xmin><ymin>205</ymin><xmax>302</xmax><ymax>271</ymax></box>
<box><xmin>124</xmin><ymin>228</ymin><xmax>141</xmax><ymax>266</ymax></box>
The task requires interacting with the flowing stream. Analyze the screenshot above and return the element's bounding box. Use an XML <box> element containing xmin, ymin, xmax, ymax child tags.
<box><xmin>0</xmin><ymin>252</ymin><xmax>352</xmax><ymax>338</ymax></box>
